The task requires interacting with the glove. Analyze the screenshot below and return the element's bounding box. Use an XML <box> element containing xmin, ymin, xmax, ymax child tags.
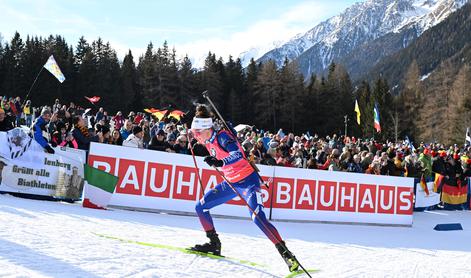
<box><xmin>45</xmin><ymin>145</ymin><xmax>55</xmax><ymax>154</ymax></box>
<box><xmin>204</xmin><ymin>156</ymin><xmax>223</xmax><ymax>167</ymax></box>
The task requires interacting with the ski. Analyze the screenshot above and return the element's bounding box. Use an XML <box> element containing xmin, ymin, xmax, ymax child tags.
<box><xmin>93</xmin><ymin>233</ymin><xmax>266</xmax><ymax>268</ymax></box>
<box><xmin>284</xmin><ymin>269</ymin><xmax>320</xmax><ymax>278</ymax></box>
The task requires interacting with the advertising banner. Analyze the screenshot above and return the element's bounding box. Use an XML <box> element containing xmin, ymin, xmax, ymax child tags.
<box><xmin>89</xmin><ymin>143</ymin><xmax>414</xmax><ymax>225</ymax></box>
<box><xmin>0</xmin><ymin>128</ymin><xmax>86</xmax><ymax>199</ymax></box>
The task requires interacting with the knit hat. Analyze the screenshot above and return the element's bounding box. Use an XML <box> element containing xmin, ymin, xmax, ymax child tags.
<box><xmin>132</xmin><ymin>126</ymin><xmax>143</xmax><ymax>135</ymax></box>
<box><xmin>156</xmin><ymin>129</ymin><xmax>165</xmax><ymax>136</ymax></box>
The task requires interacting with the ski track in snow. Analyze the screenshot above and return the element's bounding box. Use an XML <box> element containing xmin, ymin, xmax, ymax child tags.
<box><xmin>1</xmin><ymin>194</ymin><xmax>471</xmax><ymax>278</ymax></box>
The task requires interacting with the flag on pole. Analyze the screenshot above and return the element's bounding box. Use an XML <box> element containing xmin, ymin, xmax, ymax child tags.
<box><xmin>405</xmin><ymin>136</ymin><xmax>416</xmax><ymax>151</ymax></box>
<box><xmin>43</xmin><ymin>55</ymin><xmax>66</xmax><ymax>83</ymax></box>
<box><xmin>420</xmin><ymin>174</ymin><xmax>429</xmax><ymax>196</ymax></box>
<box><xmin>374</xmin><ymin>103</ymin><xmax>381</xmax><ymax>133</ymax></box>
<box><xmin>144</xmin><ymin>108</ymin><xmax>166</xmax><ymax>120</ymax></box>
<box><xmin>466</xmin><ymin>127</ymin><xmax>471</xmax><ymax>145</ymax></box>
<box><xmin>82</xmin><ymin>164</ymin><xmax>119</xmax><ymax>210</ymax></box>
<box><xmin>169</xmin><ymin>110</ymin><xmax>185</xmax><ymax>121</ymax></box>
<box><xmin>85</xmin><ymin>96</ymin><xmax>101</xmax><ymax>104</ymax></box>
<box><xmin>354</xmin><ymin>99</ymin><xmax>361</xmax><ymax>125</ymax></box>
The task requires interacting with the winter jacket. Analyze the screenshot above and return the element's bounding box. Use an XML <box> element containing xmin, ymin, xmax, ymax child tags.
<box><xmin>123</xmin><ymin>134</ymin><xmax>144</xmax><ymax>149</ymax></box>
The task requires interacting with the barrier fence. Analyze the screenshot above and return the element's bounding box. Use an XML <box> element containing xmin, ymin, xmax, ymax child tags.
<box><xmin>88</xmin><ymin>142</ymin><xmax>414</xmax><ymax>226</ymax></box>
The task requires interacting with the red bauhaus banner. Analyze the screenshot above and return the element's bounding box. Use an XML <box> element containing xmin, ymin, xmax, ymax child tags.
<box><xmin>88</xmin><ymin>143</ymin><xmax>414</xmax><ymax>226</ymax></box>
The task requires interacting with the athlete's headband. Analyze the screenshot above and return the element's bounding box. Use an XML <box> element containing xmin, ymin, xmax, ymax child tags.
<box><xmin>191</xmin><ymin>117</ymin><xmax>213</xmax><ymax>130</ymax></box>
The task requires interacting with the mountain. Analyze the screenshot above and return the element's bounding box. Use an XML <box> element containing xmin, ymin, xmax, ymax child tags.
<box><xmin>365</xmin><ymin>3</ymin><xmax>471</xmax><ymax>84</ymax></box>
<box><xmin>368</xmin><ymin>1</ymin><xmax>471</xmax><ymax>88</ymax></box>
<box><xmin>254</xmin><ymin>0</ymin><xmax>467</xmax><ymax>78</ymax></box>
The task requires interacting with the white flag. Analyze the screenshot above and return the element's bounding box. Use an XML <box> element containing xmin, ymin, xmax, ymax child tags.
<box><xmin>43</xmin><ymin>55</ymin><xmax>66</xmax><ymax>83</ymax></box>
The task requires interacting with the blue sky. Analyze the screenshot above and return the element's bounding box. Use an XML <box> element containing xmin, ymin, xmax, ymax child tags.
<box><xmin>0</xmin><ymin>0</ymin><xmax>359</xmax><ymax>66</ymax></box>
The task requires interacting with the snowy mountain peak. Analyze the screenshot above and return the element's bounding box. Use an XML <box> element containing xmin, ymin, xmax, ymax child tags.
<box><xmin>251</xmin><ymin>0</ymin><xmax>467</xmax><ymax>75</ymax></box>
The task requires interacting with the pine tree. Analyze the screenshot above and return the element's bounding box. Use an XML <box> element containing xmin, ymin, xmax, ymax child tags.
<box><xmin>121</xmin><ymin>50</ymin><xmax>140</xmax><ymax>112</ymax></box>
<box><xmin>200</xmin><ymin>52</ymin><xmax>224</xmax><ymax>115</ymax></box>
<box><xmin>448</xmin><ymin>64</ymin><xmax>471</xmax><ymax>144</ymax></box>
<box><xmin>1</xmin><ymin>32</ymin><xmax>25</xmax><ymax>98</ymax></box>
<box><xmin>371</xmin><ymin>77</ymin><xmax>392</xmax><ymax>141</ymax></box>
<box><xmin>244</xmin><ymin>58</ymin><xmax>259</xmax><ymax>124</ymax></box>
<box><xmin>74</xmin><ymin>36</ymin><xmax>91</xmax><ymax>69</ymax></box>
<box><xmin>357</xmin><ymin>80</ymin><xmax>374</xmax><ymax>138</ymax></box>
<box><xmin>178</xmin><ymin>55</ymin><xmax>196</xmax><ymax>110</ymax></box>
<box><xmin>400</xmin><ymin>60</ymin><xmax>423</xmax><ymax>141</ymax></box>
<box><xmin>253</xmin><ymin>60</ymin><xmax>280</xmax><ymax>130</ymax></box>
<box><xmin>137</xmin><ymin>42</ymin><xmax>158</xmax><ymax>109</ymax></box>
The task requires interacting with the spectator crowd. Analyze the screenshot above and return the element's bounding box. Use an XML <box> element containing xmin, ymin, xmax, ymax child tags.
<box><xmin>1</xmin><ymin>95</ymin><xmax>470</xmax><ymax>209</ymax></box>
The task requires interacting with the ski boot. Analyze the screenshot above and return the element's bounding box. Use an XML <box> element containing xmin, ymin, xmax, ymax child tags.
<box><xmin>190</xmin><ymin>230</ymin><xmax>222</xmax><ymax>256</ymax></box>
<box><xmin>276</xmin><ymin>241</ymin><xmax>299</xmax><ymax>272</ymax></box>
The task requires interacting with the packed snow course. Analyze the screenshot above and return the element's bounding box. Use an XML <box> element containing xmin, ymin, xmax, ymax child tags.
<box><xmin>1</xmin><ymin>194</ymin><xmax>471</xmax><ymax>278</ymax></box>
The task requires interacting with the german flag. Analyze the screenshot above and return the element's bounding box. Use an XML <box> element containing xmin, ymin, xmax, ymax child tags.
<box><xmin>144</xmin><ymin>108</ymin><xmax>167</xmax><ymax>120</ymax></box>
<box><xmin>144</xmin><ymin>108</ymin><xmax>185</xmax><ymax>121</ymax></box>
<box><xmin>441</xmin><ymin>180</ymin><xmax>468</xmax><ymax>205</ymax></box>
<box><xmin>420</xmin><ymin>174</ymin><xmax>429</xmax><ymax>196</ymax></box>
<box><xmin>433</xmin><ymin>174</ymin><xmax>445</xmax><ymax>193</ymax></box>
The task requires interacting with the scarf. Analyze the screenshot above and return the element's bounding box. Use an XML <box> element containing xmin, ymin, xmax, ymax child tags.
<box><xmin>76</xmin><ymin>124</ymin><xmax>90</xmax><ymax>138</ymax></box>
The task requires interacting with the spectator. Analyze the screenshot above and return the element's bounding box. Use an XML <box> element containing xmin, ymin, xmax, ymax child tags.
<box><xmin>149</xmin><ymin>129</ymin><xmax>173</xmax><ymax>152</ymax></box>
<box><xmin>95</xmin><ymin>107</ymin><xmax>105</xmax><ymax>123</ymax></box>
<box><xmin>419</xmin><ymin>149</ymin><xmax>433</xmax><ymax>179</ymax></box>
<box><xmin>167</xmin><ymin>133</ymin><xmax>177</xmax><ymax>148</ymax></box>
<box><xmin>0</xmin><ymin>108</ymin><xmax>14</xmax><ymax>131</ymax></box>
<box><xmin>113</xmin><ymin>111</ymin><xmax>125</xmax><ymax>131</ymax></box>
<box><xmin>51</xmin><ymin>122</ymin><xmax>68</xmax><ymax>146</ymax></box>
<box><xmin>120</xmin><ymin>119</ymin><xmax>133</xmax><ymax>140</ymax></box>
<box><xmin>139</xmin><ymin>119</ymin><xmax>151</xmax><ymax>148</ymax></box>
<box><xmin>110</xmin><ymin>129</ymin><xmax>123</xmax><ymax>146</ymax></box>
<box><xmin>62</xmin><ymin>132</ymin><xmax>78</xmax><ymax>148</ymax></box>
<box><xmin>32</xmin><ymin>108</ymin><xmax>55</xmax><ymax>154</ymax></box>
<box><xmin>123</xmin><ymin>126</ymin><xmax>144</xmax><ymax>149</ymax></box>
<box><xmin>98</xmin><ymin>126</ymin><xmax>111</xmax><ymax>144</ymax></box>
<box><xmin>347</xmin><ymin>154</ymin><xmax>363</xmax><ymax>173</ymax></box>
<box><xmin>23</xmin><ymin>100</ymin><xmax>33</xmax><ymax>127</ymax></box>
<box><xmin>67</xmin><ymin>102</ymin><xmax>77</xmax><ymax>116</ymax></box>
<box><xmin>71</xmin><ymin>115</ymin><xmax>99</xmax><ymax>151</ymax></box>
<box><xmin>173</xmin><ymin>135</ymin><xmax>190</xmax><ymax>155</ymax></box>
<box><xmin>52</xmin><ymin>99</ymin><xmax>61</xmax><ymax>113</ymax></box>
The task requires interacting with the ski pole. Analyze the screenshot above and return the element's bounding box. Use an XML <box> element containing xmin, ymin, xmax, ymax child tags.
<box><xmin>185</xmin><ymin>128</ymin><xmax>205</xmax><ymax>195</ymax></box>
<box><xmin>211</xmin><ymin>166</ymin><xmax>312</xmax><ymax>278</ymax></box>
<box><xmin>201</xmin><ymin>90</ymin><xmax>270</xmax><ymax>189</ymax></box>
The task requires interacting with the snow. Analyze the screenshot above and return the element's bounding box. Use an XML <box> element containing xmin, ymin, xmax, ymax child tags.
<box><xmin>1</xmin><ymin>193</ymin><xmax>471</xmax><ymax>277</ymax></box>
<box><xmin>420</xmin><ymin>72</ymin><xmax>432</xmax><ymax>80</ymax></box>
<box><xmin>254</xmin><ymin>0</ymin><xmax>466</xmax><ymax>72</ymax></box>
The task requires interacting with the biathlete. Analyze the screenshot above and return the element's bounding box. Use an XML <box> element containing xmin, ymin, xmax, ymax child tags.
<box><xmin>189</xmin><ymin>105</ymin><xmax>299</xmax><ymax>272</ymax></box>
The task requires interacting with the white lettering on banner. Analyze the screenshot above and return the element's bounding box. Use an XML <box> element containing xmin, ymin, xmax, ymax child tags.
<box><xmin>204</xmin><ymin>175</ymin><xmax>219</xmax><ymax>193</ymax></box>
<box><xmin>298</xmin><ymin>184</ymin><xmax>313</xmax><ymax>206</ymax></box>
<box><xmin>148</xmin><ymin>168</ymin><xmax>169</xmax><ymax>193</ymax></box>
<box><xmin>399</xmin><ymin>191</ymin><xmax>412</xmax><ymax>211</ymax></box>
<box><xmin>177</xmin><ymin>171</ymin><xmax>194</xmax><ymax>195</ymax></box>
<box><xmin>319</xmin><ymin>184</ymin><xmax>335</xmax><ymax>207</ymax></box>
<box><xmin>360</xmin><ymin>188</ymin><xmax>374</xmax><ymax>209</ymax></box>
<box><xmin>380</xmin><ymin>189</ymin><xmax>393</xmax><ymax>211</ymax></box>
<box><xmin>277</xmin><ymin>182</ymin><xmax>291</xmax><ymax>204</ymax></box>
<box><xmin>260</xmin><ymin>188</ymin><xmax>269</xmax><ymax>203</ymax></box>
<box><xmin>121</xmin><ymin>165</ymin><xmax>140</xmax><ymax>190</ymax></box>
<box><xmin>93</xmin><ymin>161</ymin><xmax>111</xmax><ymax>173</ymax></box>
<box><xmin>88</xmin><ymin>142</ymin><xmax>414</xmax><ymax>225</ymax></box>
<box><xmin>340</xmin><ymin>186</ymin><xmax>355</xmax><ymax>208</ymax></box>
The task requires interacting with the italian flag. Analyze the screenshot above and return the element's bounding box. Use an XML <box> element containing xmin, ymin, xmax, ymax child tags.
<box><xmin>82</xmin><ymin>164</ymin><xmax>119</xmax><ymax>210</ymax></box>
